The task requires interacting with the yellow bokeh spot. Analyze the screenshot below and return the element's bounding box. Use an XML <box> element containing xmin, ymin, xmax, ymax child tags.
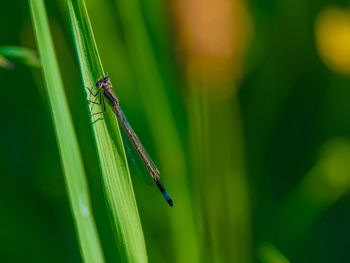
<box><xmin>315</xmin><ymin>6</ymin><xmax>350</xmax><ymax>75</ymax></box>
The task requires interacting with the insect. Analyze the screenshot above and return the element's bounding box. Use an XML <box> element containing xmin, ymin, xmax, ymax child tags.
<box><xmin>86</xmin><ymin>76</ymin><xmax>173</xmax><ymax>207</ymax></box>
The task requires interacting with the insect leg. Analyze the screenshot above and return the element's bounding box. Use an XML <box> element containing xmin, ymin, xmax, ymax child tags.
<box><xmin>90</xmin><ymin>94</ymin><xmax>106</xmax><ymax>118</ymax></box>
<box><xmin>85</xmin><ymin>86</ymin><xmax>100</xmax><ymax>97</ymax></box>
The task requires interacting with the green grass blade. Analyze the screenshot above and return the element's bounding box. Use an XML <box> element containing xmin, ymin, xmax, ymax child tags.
<box><xmin>65</xmin><ymin>0</ymin><xmax>147</xmax><ymax>262</ymax></box>
<box><xmin>113</xmin><ymin>0</ymin><xmax>200</xmax><ymax>261</ymax></box>
<box><xmin>0</xmin><ymin>46</ymin><xmax>41</xmax><ymax>68</ymax></box>
<box><xmin>29</xmin><ymin>0</ymin><xmax>105</xmax><ymax>262</ymax></box>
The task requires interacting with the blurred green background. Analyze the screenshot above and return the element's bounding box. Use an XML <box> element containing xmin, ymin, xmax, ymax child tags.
<box><xmin>1</xmin><ymin>0</ymin><xmax>350</xmax><ymax>262</ymax></box>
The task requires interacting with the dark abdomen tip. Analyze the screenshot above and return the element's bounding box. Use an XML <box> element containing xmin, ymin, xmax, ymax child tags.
<box><xmin>155</xmin><ymin>180</ymin><xmax>174</xmax><ymax>207</ymax></box>
<box><xmin>162</xmin><ymin>190</ymin><xmax>174</xmax><ymax>207</ymax></box>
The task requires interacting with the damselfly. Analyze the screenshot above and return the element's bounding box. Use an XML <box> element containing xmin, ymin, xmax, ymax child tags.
<box><xmin>86</xmin><ymin>76</ymin><xmax>173</xmax><ymax>207</ymax></box>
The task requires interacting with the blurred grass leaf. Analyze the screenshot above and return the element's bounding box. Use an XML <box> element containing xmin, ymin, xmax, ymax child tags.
<box><xmin>0</xmin><ymin>46</ymin><xmax>41</xmax><ymax>68</ymax></box>
<box><xmin>65</xmin><ymin>0</ymin><xmax>147</xmax><ymax>261</ymax></box>
<box><xmin>273</xmin><ymin>138</ymin><xmax>350</xmax><ymax>246</ymax></box>
<box><xmin>29</xmin><ymin>0</ymin><xmax>104</xmax><ymax>262</ymax></box>
<box><xmin>258</xmin><ymin>242</ymin><xmax>290</xmax><ymax>263</ymax></box>
<box><xmin>0</xmin><ymin>54</ymin><xmax>13</xmax><ymax>69</ymax></box>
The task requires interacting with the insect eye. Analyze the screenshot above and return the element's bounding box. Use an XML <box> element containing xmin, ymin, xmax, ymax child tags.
<box><xmin>104</xmin><ymin>77</ymin><xmax>109</xmax><ymax>82</ymax></box>
<box><xmin>96</xmin><ymin>81</ymin><xmax>102</xmax><ymax>87</ymax></box>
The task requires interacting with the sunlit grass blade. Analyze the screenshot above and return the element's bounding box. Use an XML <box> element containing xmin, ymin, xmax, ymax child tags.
<box><xmin>0</xmin><ymin>46</ymin><xmax>41</xmax><ymax>68</ymax></box>
<box><xmin>28</xmin><ymin>0</ymin><xmax>104</xmax><ymax>262</ymax></box>
<box><xmin>65</xmin><ymin>0</ymin><xmax>147</xmax><ymax>261</ymax></box>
